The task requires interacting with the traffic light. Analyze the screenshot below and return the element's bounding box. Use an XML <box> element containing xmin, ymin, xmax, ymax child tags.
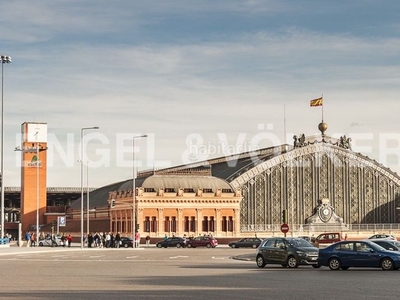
<box><xmin>111</xmin><ymin>199</ymin><xmax>116</xmax><ymax>208</ymax></box>
<box><xmin>282</xmin><ymin>209</ymin><xmax>288</xmax><ymax>223</ymax></box>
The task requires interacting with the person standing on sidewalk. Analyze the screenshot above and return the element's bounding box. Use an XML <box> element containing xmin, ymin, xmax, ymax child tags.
<box><xmin>66</xmin><ymin>234</ymin><xmax>72</xmax><ymax>247</ymax></box>
<box><xmin>30</xmin><ymin>233</ymin><xmax>36</xmax><ymax>247</ymax></box>
<box><xmin>135</xmin><ymin>231</ymin><xmax>140</xmax><ymax>248</ymax></box>
<box><xmin>115</xmin><ymin>232</ymin><xmax>121</xmax><ymax>248</ymax></box>
<box><xmin>25</xmin><ymin>232</ymin><xmax>31</xmax><ymax>247</ymax></box>
<box><xmin>145</xmin><ymin>235</ymin><xmax>150</xmax><ymax>247</ymax></box>
<box><xmin>60</xmin><ymin>233</ymin><xmax>66</xmax><ymax>247</ymax></box>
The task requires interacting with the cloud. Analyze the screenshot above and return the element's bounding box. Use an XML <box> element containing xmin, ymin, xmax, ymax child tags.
<box><xmin>2</xmin><ymin>1</ymin><xmax>400</xmax><ymax>186</ymax></box>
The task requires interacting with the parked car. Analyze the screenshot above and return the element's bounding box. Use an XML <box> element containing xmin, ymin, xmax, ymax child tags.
<box><xmin>229</xmin><ymin>238</ymin><xmax>262</xmax><ymax>248</ymax></box>
<box><xmin>38</xmin><ymin>236</ymin><xmax>63</xmax><ymax>247</ymax></box>
<box><xmin>256</xmin><ymin>237</ymin><xmax>319</xmax><ymax>268</ymax></box>
<box><xmin>312</xmin><ymin>232</ymin><xmax>342</xmax><ymax>248</ymax></box>
<box><xmin>368</xmin><ymin>234</ymin><xmax>396</xmax><ymax>240</ymax></box>
<box><xmin>120</xmin><ymin>237</ymin><xmax>134</xmax><ymax>248</ymax></box>
<box><xmin>186</xmin><ymin>236</ymin><xmax>218</xmax><ymax>248</ymax></box>
<box><xmin>318</xmin><ymin>240</ymin><xmax>400</xmax><ymax>270</ymax></box>
<box><xmin>156</xmin><ymin>237</ymin><xmax>186</xmax><ymax>248</ymax></box>
<box><xmin>368</xmin><ymin>239</ymin><xmax>400</xmax><ymax>251</ymax></box>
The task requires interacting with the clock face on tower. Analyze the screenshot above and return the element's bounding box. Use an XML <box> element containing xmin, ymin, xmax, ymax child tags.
<box><xmin>23</xmin><ymin>123</ymin><xmax>47</xmax><ymax>143</ymax></box>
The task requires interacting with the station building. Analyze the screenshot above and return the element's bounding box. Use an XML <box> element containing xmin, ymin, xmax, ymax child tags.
<box><xmin>7</xmin><ymin>121</ymin><xmax>400</xmax><ymax>240</ymax></box>
<box><xmin>66</xmin><ymin>122</ymin><xmax>400</xmax><ymax>238</ymax></box>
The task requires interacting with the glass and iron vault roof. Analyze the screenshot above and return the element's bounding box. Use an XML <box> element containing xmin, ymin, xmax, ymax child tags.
<box><xmin>72</xmin><ymin>134</ymin><xmax>400</xmax><ymax>210</ymax></box>
<box><xmin>70</xmin><ymin>144</ymin><xmax>289</xmax><ymax>209</ymax></box>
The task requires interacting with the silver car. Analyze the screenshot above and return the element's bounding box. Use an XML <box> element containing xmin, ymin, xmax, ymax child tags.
<box><xmin>38</xmin><ymin>236</ymin><xmax>63</xmax><ymax>247</ymax></box>
<box><xmin>368</xmin><ymin>234</ymin><xmax>396</xmax><ymax>240</ymax></box>
<box><xmin>368</xmin><ymin>239</ymin><xmax>400</xmax><ymax>251</ymax></box>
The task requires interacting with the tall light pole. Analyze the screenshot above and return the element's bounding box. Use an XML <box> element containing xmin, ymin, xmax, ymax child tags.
<box><xmin>86</xmin><ymin>161</ymin><xmax>89</xmax><ymax>236</ymax></box>
<box><xmin>132</xmin><ymin>134</ymin><xmax>147</xmax><ymax>248</ymax></box>
<box><xmin>0</xmin><ymin>55</ymin><xmax>11</xmax><ymax>240</ymax></box>
<box><xmin>80</xmin><ymin>126</ymin><xmax>99</xmax><ymax>249</ymax></box>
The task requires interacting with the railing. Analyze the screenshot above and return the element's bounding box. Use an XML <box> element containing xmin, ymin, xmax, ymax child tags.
<box><xmin>348</xmin><ymin>224</ymin><xmax>400</xmax><ymax>231</ymax></box>
<box><xmin>46</xmin><ymin>206</ymin><xmax>67</xmax><ymax>213</ymax></box>
<box><xmin>241</xmin><ymin>223</ymin><xmax>400</xmax><ymax>233</ymax></box>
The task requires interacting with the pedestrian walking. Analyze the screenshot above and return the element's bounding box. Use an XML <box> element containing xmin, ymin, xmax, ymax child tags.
<box><xmin>25</xmin><ymin>232</ymin><xmax>31</xmax><ymax>247</ymax></box>
<box><xmin>66</xmin><ymin>234</ymin><xmax>72</xmax><ymax>247</ymax></box>
<box><xmin>115</xmin><ymin>232</ymin><xmax>121</xmax><ymax>248</ymax></box>
<box><xmin>135</xmin><ymin>231</ymin><xmax>140</xmax><ymax>248</ymax></box>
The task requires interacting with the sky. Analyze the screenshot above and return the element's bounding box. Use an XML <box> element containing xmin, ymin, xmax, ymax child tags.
<box><xmin>1</xmin><ymin>0</ymin><xmax>400</xmax><ymax>188</ymax></box>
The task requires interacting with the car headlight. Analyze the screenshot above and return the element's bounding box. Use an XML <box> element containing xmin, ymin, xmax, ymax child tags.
<box><xmin>296</xmin><ymin>251</ymin><xmax>306</xmax><ymax>256</ymax></box>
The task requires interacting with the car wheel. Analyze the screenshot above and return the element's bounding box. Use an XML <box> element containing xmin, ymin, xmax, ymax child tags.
<box><xmin>231</xmin><ymin>244</ymin><xmax>236</xmax><ymax>248</ymax></box>
<box><xmin>256</xmin><ymin>255</ymin><xmax>266</xmax><ymax>268</ymax></box>
<box><xmin>252</xmin><ymin>244</ymin><xmax>257</xmax><ymax>249</ymax></box>
<box><xmin>206</xmin><ymin>243</ymin><xmax>211</xmax><ymax>248</ymax></box>
<box><xmin>287</xmin><ymin>256</ymin><xmax>299</xmax><ymax>268</ymax></box>
<box><xmin>328</xmin><ymin>258</ymin><xmax>341</xmax><ymax>270</ymax></box>
<box><xmin>156</xmin><ymin>243</ymin><xmax>162</xmax><ymax>248</ymax></box>
<box><xmin>39</xmin><ymin>242</ymin><xmax>43</xmax><ymax>247</ymax></box>
<box><xmin>124</xmin><ymin>243</ymin><xmax>129</xmax><ymax>248</ymax></box>
<box><xmin>176</xmin><ymin>243</ymin><xmax>181</xmax><ymax>248</ymax></box>
<box><xmin>381</xmin><ymin>258</ymin><xmax>394</xmax><ymax>270</ymax></box>
<box><xmin>187</xmin><ymin>244</ymin><xmax>192</xmax><ymax>248</ymax></box>
<box><xmin>312</xmin><ymin>264</ymin><xmax>321</xmax><ymax>268</ymax></box>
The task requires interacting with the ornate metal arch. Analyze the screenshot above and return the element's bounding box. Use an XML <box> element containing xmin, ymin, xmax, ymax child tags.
<box><xmin>232</xmin><ymin>143</ymin><xmax>400</xmax><ymax>229</ymax></box>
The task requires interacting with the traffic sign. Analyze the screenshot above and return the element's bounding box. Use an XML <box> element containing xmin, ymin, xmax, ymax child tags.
<box><xmin>280</xmin><ymin>223</ymin><xmax>289</xmax><ymax>233</ymax></box>
<box><xmin>58</xmin><ymin>216</ymin><xmax>66</xmax><ymax>227</ymax></box>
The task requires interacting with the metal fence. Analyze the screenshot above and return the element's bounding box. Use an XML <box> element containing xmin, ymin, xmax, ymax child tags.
<box><xmin>241</xmin><ymin>223</ymin><xmax>400</xmax><ymax>233</ymax></box>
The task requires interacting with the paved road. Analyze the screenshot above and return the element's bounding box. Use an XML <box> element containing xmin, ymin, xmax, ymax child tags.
<box><xmin>0</xmin><ymin>246</ymin><xmax>399</xmax><ymax>300</ymax></box>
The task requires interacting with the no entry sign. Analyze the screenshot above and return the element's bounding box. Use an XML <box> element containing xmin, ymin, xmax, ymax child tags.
<box><xmin>280</xmin><ymin>223</ymin><xmax>289</xmax><ymax>233</ymax></box>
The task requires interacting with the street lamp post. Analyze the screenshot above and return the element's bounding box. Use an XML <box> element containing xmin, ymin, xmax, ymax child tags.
<box><xmin>80</xmin><ymin>126</ymin><xmax>99</xmax><ymax>249</ymax></box>
<box><xmin>86</xmin><ymin>161</ymin><xmax>89</xmax><ymax>236</ymax></box>
<box><xmin>132</xmin><ymin>135</ymin><xmax>147</xmax><ymax>248</ymax></box>
<box><xmin>0</xmin><ymin>55</ymin><xmax>11</xmax><ymax>240</ymax></box>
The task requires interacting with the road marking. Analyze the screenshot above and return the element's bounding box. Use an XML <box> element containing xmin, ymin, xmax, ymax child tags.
<box><xmin>170</xmin><ymin>256</ymin><xmax>189</xmax><ymax>259</ymax></box>
<box><xmin>212</xmin><ymin>257</ymin><xmax>226</xmax><ymax>260</ymax></box>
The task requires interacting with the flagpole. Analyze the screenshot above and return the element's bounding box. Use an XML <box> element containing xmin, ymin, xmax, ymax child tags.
<box><xmin>321</xmin><ymin>94</ymin><xmax>324</xmax><ymax>122</ymax></box>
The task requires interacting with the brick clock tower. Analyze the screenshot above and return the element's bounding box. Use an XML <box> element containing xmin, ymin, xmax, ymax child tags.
<box><xmin>19</xmin><ymin>122</ymin><xmax>48</xmax><ymax>233</ymax></box>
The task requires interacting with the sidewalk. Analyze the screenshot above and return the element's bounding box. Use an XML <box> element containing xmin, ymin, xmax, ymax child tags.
<box><xmin>0</xmin><ymin>241</ymin><xmax>152</xmax><ymax>255</ymax></box>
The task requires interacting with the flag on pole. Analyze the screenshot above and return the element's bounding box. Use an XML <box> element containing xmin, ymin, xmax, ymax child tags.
<box><xmin>310</xmin><ymin>97</ymin><xmax>323</xmax><ymax>107</ymax></box>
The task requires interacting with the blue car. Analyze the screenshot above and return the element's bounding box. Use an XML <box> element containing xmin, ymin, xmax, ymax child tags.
<box><xmin>318</xmin><ymin>240</ymin><xmax>400</xmax><ymax>271</ymax></box>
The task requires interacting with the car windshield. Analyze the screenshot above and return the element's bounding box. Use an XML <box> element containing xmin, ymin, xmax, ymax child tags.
<box><xmin>287</xmin><ymin>238</ymin><xmax>314</xmax><ymax>247</ymax></box>
<box><xmin>368</xmin><ymin>242</ymin><xmax>387</xmax><ymax>251</ymax></box>
<box><xmin>389</xmin><ymin>241</ymin><xmax>400</xmax><ymax>247</ymax></box>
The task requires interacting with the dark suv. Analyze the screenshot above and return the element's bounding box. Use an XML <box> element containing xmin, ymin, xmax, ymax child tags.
<box><xmin>229</xmin><ymin>238</ymin><xmax>262</xmax><ymax>248</ymax></box>
<box><xmin>156</xmin><ymin>237</ymin><xmax>187</xmax><ymax>248</ymax></box>
<box><xmin>256</xmin><ymin>237</ymin><xmax>320</xmax><ymax>268</ymax></box>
